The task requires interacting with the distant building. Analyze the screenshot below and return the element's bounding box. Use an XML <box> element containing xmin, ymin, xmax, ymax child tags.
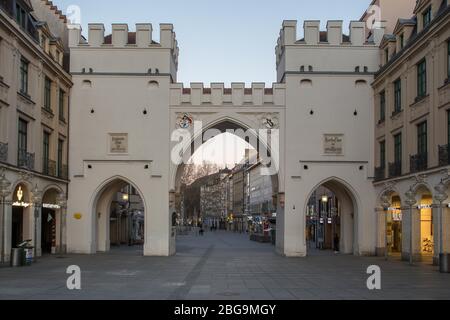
<box><xmin>247</xmin><ymin>162</ymin><xmax>277</xmax><ymax>218</ymax></box>
<box><xmin>197</xmin><ymin>169</ymin><xmax>230</xmax><ymax>228</ymax></box>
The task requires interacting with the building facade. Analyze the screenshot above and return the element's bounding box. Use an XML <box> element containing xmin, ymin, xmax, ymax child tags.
<box><xmin>199</xmin><ymin>170</ymin><xmax>229</xmax><ymax>228</ymax></box>
<box><xmin>65</xmin><ymin>0</ymin><xmax>419</xmax><ymax>258</ymax></box>
<box><xmin>0</xmin><ymin>0</ymin><xmax>446</xmax><ymax>262</ymax></box>
<box><xmin>373</xmin><ymin>0</ymin><xmax>450</xmax><ymax>263</ymax></box>
<box><xmin>0</xmin><ymin>0</ymin><xmax>71</xmax><ymax>262</ymax></box>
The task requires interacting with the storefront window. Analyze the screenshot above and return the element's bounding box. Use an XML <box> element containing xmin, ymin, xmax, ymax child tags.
<box><xmin>420</xmin><ymin>195</ymin><xmax>433</xmax><ymax>255</ymax></box>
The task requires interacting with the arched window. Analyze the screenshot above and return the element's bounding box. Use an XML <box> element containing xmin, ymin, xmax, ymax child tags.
<box><xmin>148</xmin><ymin>80</ymin><xmax>159</xmax><ymax>89</ymax></box>
<box><xmin>82</xmin><ymin>80</ymin><xmax>92</xmax><ymax>88</ymax></box>
<box><xmin>300</xmin><ymin>79</ymin><xmax>313</xmax><ymax>88</ymax></box>
<box><xmin>355</xmin><ymin>79</ymin><xmax>367</xmax><ymax>87</ymax></box>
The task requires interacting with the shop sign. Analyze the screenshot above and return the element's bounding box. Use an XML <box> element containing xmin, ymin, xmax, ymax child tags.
<box><xmin>13</xmin><ymin>186</ymin><xmax>30</xmax><ymax>207</ymax></box>
<box><xmin>43</xmin><ymin>203</ymin><xmax>61</xmax><ymax>209</ymax></box>
<box><xmin>12</xmin><ymin>201</ymin><xmax>31</xmax><ymax>208</ymax></box>
<box><xmin>392</xmin><ymin>212</ymin><xmax>402</xmax><ymax>221</ymax></box>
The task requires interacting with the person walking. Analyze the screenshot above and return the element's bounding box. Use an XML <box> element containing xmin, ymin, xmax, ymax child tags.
<box><xmin>334</xmin><ymin>234</ymin><xmax>340</xmax><ymax>254</ymax></box>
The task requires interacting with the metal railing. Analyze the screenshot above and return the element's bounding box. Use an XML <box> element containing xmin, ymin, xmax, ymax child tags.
<box><xmin>18</xmin><ymin>150</ymin><xmax>35</xmax><ymax>170</ymax></box>
<box><xmin>42</xmin><ymin>158</ymin><xmax>56</xmax><ymax>176</ymax></box>
<box><xmin>0</xmin><ymin>142</ymin><xmax>7</xmax><ymax>162</ymax></box>
<box><xmin>374</xmin><ymin>166</ymin><xmax>386</xmax><ymax>181</ymax></box>
<box><xmin>439</xmin><ymin>144</ymin><xmax>450</xmax><ymax>167</ymax></box>
<box><xmin>389</xmin><ymin>162</ymin><xmax>402</xmax><ymax>178</ymax></box>
<box><xmin>410</xmin><ymin>152</ymin><xmax>428</xmax><ymax>173</ymax></box>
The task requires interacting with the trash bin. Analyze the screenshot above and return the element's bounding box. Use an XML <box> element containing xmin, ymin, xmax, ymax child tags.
<box><xmin>440</xmin><ymin>254</ymin><xmax>450</xmax><ymax>273</ymax></box>
<box><xmin>16</xmin><ymin>240</ymin><xmax>33</xmax><ymax>266</ymax></box>
<box><xmin>10</xmin><ymin>248</ymin><xmax>24</xmax><ymax>267</ymax></box>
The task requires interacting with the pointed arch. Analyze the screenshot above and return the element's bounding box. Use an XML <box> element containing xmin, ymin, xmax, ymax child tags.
<box><xmin>303</xmin><ymin>176</ymin><xmax>361</xmax><ymax>255</ymax></box>
<box><xmin>90</xmin><ymin>175</ymin><xmax>147</xmax><ymax>253</ymax></box>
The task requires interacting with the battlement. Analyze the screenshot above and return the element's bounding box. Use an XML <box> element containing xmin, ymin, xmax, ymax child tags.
<box><xmin>276</xmin><ymin>20</ymin><xmax>386</xmax><ymax>65</ymax></box>
<box><xmin>68</xmin><ymin>23</ymin><xmax>179</xmax><ymax>52</ymax></box>
<box><xmin>170</xmin><ymin>83</ymin><xmax>285</xmax><ymax>106</ymax></box>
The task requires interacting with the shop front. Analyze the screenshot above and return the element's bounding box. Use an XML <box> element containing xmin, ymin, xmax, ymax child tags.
<box><xmin>41</xmin><ymin>188</ymin><xmax>66</xmax><ymax>255</ymax></box>
<box><xmin>386</xmin><ymin>196</ymin><xmax>402</xmax><ymax>255</ymax></box>
<box><xmin>11</xmin><ymin>184</ymin><xmax>31</xmax><ymax>249</ymax></box>
<box><xmin>419</xmin><ymin>196</ymin><xmax>434</xmax><ymax>257</ymax></box>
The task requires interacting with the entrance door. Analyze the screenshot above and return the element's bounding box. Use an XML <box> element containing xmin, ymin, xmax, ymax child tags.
<box><xmin>12</xmin><ymin>207</ymin><xmax>24</xmax><ymax>248</ymax></box>
<box><xmin>41</xmin><ymin>209</ymin><xmax>56</xmax><ymax>254</ymax></box>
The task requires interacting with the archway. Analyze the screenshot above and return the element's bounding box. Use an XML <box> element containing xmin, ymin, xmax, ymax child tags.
<box><xmin>41</xmin><ymin>186</ymin><xmax>65</xmax><ymax>255</ymax></box>
<box><xmin>304</xmin><ymin>178</ymin><xmax>358</xmax><ymax>255</ymax></box>
<box><xmin>171</xmin><ymin>117</ymin><xmax>280</xmax><ymax>248</ymax></box>
<box><xmin>92</xmin><ymin>177</ymin><xmax>145</xmax><ymax>254</ymax></box>
<box><xmin>378</xmin><ymin>190</ymin><xmax>403</xmax><ymax>258</ymax></box>
<box><xmin>415</xmin><ymin>185</ymin><xmax>434</xmax><ymax>261</ymax></box>
<box><xmin>10</xmin><ymin>183</ymin><xmax>31</xmax><ymax>249</ymax></box>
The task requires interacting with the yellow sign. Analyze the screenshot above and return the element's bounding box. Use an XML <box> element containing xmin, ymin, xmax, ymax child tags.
<box><xmin>17</xmin><ymin>186</ymin><xmax>23</xmax><ymax>202</ymax></box>
<box><xmin>74</xmin><ymin>213</ymin><xmax>83</xmax><ymax>220</ymax></box>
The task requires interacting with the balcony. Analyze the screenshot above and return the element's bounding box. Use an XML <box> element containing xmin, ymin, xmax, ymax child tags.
<box><xmin>0</xmin><ymin>142</ymin><xmax>7</xmax><ymax>162</ymax></box>
<box><xmin>439</xmin><ymin>144</ymin><xmax>450</xmax><ymax>167</ymax></box>
<box><xmin>58</xmin><ymin>164</ymin><xmax>69</xmax><ymax>180</ymax></box>
<box><xmin>18</xmin><ymin>150</ymin><xmax>35</xmax><ymax>170</ymax></box>
<box><xmin>389</xmin><ymin>162</ymin><xmax>402</xmax><ymax>178</ymax></box>
<box><xmin>410</xmin><ymin>152</ymin><xmax>428</xmax><ymax>173</ymax></box>
<box><xmin>42</xmin><ymin>158</ymin><xmax>56</xmax><ymax>176</ymax></box>
<box><xmin>374</xmin><ymin>166</ymin><xmax>386</xmax><ymax>181</ymax></box>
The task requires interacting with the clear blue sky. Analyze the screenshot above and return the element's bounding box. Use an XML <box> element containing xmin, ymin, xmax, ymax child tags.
<box><xmin>54</xmin><ymin>0</ymin><xmax>370</xmax><ymax>86</ymax></box>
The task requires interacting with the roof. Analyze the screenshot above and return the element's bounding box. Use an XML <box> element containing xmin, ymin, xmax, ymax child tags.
<box><xmin>393</xmin><ymin>18</ymin><xmax>417</xmax><ymax>35</ymax></box>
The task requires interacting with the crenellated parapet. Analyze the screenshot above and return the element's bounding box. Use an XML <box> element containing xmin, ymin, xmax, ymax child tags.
<box><xmin>275</xmin><ymin>20</ymin><xmax>385</xmax><ymax>81</ymax></box>
<box><xmin>276</xmin><ymin>20</ymin><xmax>386</xmax><ymax>63</ymax></box>
<box><xmin>68</xmin><ymin>23</ymin><xmax>179</xmax><ymax>78</ymax></box>
<box><xmin>69</xmin><ymin>23</ymin><xmax>179</xmax><ymax>62</ymax></box>
<box><xmin>170</xmin><ymin>83</ymin><xmax>285</xmax><ymax>106</ymax></box>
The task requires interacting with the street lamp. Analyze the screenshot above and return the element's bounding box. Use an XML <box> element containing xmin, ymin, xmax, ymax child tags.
<box><xmin>56</xmin><ymin>192</ymin><xmax>67</xmax><ymax>256</ymax></box>
<box><xmin>122</xmin><ymin>189</ymin><xmax>132</xmax><ymax>246</ymax></box>
<box><xmin>31</xmin><ymin>185</ymin><xmax>42</xmax><ymax>262</ymax></box>
<box><xmin>321</xmin><ymin>195</ymin><xmax>328</xmax><ymax>250</ymax></box>
<box><xmin>0</xmin><ymin>170</ymin><xmax>12</xmax><ymax>264</ymax></box>
<box><xmin>405</xmin><ymin>188</ymin><xmax>417</xmax><ymax>265</ymax></box>
<box><xmin>434</xmin><ymin>181</ymin><xmax>449</xmax><ymax>273</ymax></box>
<box><xmin>380</xmin><ymin>194</ymin><xmax>391</xmax><ymax>261</ymax></box>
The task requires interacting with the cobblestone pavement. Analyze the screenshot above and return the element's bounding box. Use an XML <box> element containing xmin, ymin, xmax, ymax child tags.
<box><xmin>1</xmin><ymin>231</ymin><xmax>450</xmax><ymax>300</ymax></box>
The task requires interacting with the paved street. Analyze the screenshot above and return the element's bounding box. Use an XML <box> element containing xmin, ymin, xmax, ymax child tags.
<box><xmin>0</xmin><ymin>231</ymin><xmax>450</xmax><ymax>300</ymax></box>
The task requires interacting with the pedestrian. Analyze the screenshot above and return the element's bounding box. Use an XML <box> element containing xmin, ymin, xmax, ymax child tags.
<box><xmin>334</xmin><ymin>234</ymin><xmax>340</xmax><ymax>253</ymax></box>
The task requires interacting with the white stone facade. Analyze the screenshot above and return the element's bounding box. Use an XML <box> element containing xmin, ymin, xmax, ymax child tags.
<box><xmin>66</xmin><ymin>18</ymin><xmax>385</xmax><ymax>258</ymax></box>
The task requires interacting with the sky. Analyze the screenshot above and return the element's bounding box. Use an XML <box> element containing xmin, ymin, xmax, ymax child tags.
<box><xmin>53</xmin><ymin>0</ymin><xmax>371</xmax><ymax>166</ymax></box>
<box><xmin>189</xmin><ymin>133</ymin><xmax>254</xmax><ymax>167</ymax></box>
<box><xmin>55</xmin><ymin>0</ymin><xmax>371</xmax><ymax>86</ymax></box>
